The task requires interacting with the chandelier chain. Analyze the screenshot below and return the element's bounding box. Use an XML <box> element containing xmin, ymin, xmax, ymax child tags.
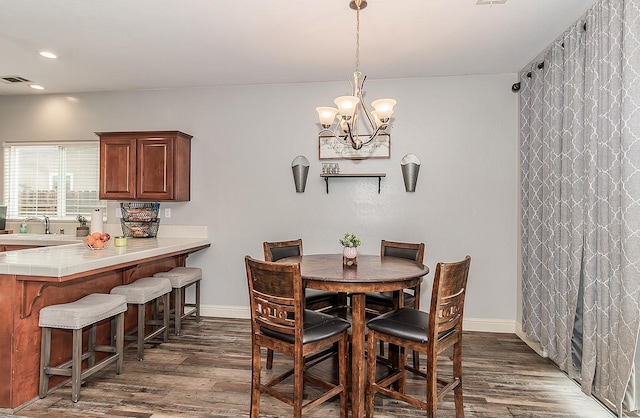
<box><xmin>355</xmin><ymin>3</ymin><xmax>360</xmax><ymax>74</ymax></box>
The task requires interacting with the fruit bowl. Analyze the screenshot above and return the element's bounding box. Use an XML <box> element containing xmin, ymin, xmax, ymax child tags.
<box><xmin>83</xmin><ymin>232</ymin><xmax>112</xmax><ymax>250</ymax></box>
<box><xmin>85</xmin><ymin>240</ymin><xmax>110</xmax><ymax>250</ymax></box>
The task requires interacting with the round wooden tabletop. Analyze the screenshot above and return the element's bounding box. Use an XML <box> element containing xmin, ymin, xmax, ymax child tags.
<box><xmin>281</xmin><ymin>253</ymin><xmax>429</xmax><ymax>293</ymax></box>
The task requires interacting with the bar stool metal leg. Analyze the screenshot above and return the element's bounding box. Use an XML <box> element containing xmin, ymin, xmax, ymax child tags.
<box><xmin>88</xmin><ymin>324</ymin><xmax>96</xmax><ymax>368</ymax></box>
<box><xmin>39</xmin><ymin>327</ymin><xmax>51</xmax><ymax>399</ymax></box>
<box><xmin>136</xmin><ymin>303</ymin><xmax>145</xmax><ymax>361</ymax></box>
<box><xmin>71</xmin><ymin>328</ymin><xmax>83</xmax><ymax>402</ymax></box>
<box><xmin>162</xmin><ymin>292</ymin><xmax>170</xmax><ymax>341</ymax></box>
<box><xmin>115</xmin><ymin>311</ymin><xmax>124</xmax><ymax>374</ymax></box>
<box><xmin>174</xmin><ymin>287</ymin><xmax>183</xmax><ymax>336</ymax></box>
<box><xmin>195</xmin><ymin>280</ymin><xmax>201</xmax><ymax>323</ymax></box>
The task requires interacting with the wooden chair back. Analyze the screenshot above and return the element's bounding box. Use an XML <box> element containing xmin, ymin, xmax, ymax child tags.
<box><xmin>245</xmin><ymin>256</ymin><xmax>303</xmax><ymax>343</ymax></box>
<box><xmin>428</xmin><ymin>255</ymin><xmax>471</xmax><ymax>348</ymax></box>
<box><xmin>263</xmin><ymin>239</ymin><xmax>303</xmax><ymax>262</ymax></box>
<box><xmin>380</xmin><ymin>240</ymin><xmax>425</xmax><ymax>263</ymax></box>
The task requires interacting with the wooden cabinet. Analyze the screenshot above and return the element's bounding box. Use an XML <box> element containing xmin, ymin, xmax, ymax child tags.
<box><xmin>97</xmin><ymin>131</ymin><xmax>192</xmax><ymax>201</ymax></box>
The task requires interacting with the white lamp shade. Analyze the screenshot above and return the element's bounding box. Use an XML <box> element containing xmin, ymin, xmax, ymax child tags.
<box><xmin>316</xmin><ymin>107</ymin><xmax>338</xmax><ymax>126</ymax></box>
<box><xmin>334</xmin><ymin>96</ymin><xmax>360</xmax><ymax>119</ymax></box>
<box><xmin>371</xmin><ymin>99</ymin><xmax>397</xmax><ymax>120</ymax></box>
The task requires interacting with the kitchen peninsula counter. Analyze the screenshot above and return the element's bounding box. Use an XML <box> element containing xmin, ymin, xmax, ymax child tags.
<box><xmin>0</xmin><ymin>236</ymin><xmax>210</xmax><ymax>278</ymax></box>
<box><xmin>0</xmin><ymin>236</ymin><xmax>211</xmax><ymax>410</ymax></box>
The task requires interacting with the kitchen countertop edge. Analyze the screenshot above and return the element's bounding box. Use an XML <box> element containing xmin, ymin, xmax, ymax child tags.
<box><xmin>0</xmin><ymin>237</ymin><xmax>212</xmax><ymax>278</ymax></box>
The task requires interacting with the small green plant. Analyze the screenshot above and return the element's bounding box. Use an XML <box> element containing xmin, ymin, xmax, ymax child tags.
<box><xmin>339</xmin><ymin>232</ymin><xmax>362</xmax><ymax>248</ymax></box>
<box><xmin>76</xmin><ymin>215</ymin><xmax>87</xmax><ymax>227</ymax></box>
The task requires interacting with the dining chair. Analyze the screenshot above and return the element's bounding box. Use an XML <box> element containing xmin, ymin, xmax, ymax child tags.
<box><xmin>263</xmin><ymin>238</ymin><xmax>346</xmax><ymax>369</ymax></box>
<box><xmin>365</xmin><ymin>255</ymin><xmax>471</xmax><ymax>418</ymax></box>
<box><xmin>366</xmin><ymin>239</ymin><xmax>425</xmax><ymax>368</ymax></box>
<box><xmin>245</xmin><ymin>256</ymin><xmax>350</xmax><ymax>418</ymax></box>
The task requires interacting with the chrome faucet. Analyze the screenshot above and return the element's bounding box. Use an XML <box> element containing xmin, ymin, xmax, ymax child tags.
<box><xmin>22</xmin><ymin>216</ymin><xmax>51</xmax><ymax>234</ymax></box>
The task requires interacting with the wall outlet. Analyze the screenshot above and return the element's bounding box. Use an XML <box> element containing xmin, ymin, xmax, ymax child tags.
<box><xmin>164</xmin><ymin>208</ymin><xmax>171</xmax><ymax>218</ymax></box>
<box><xmin>115</xmin><ymin>208</ymin><xmax>122</xmax><ymax>218</ymax></box>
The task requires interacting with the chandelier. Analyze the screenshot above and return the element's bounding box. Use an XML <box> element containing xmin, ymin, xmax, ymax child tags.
<box><xmin>315</xmin><ymin>0</ymin><xmax>396</xmax><ymax>151</ymax></box>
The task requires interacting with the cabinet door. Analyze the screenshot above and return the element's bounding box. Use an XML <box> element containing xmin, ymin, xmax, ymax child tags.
<box><xmin>136</xmin><ymin>137</ymin><xmax>174</xmax><ymax>200</ymax></box>
<box><xmin>99</xmin><ymin>137</ymin><xmax>136</xmax><ymax>199</ymax></box>
<box><xmin>97</xmin><ymin>131</ymin><xmax>191</xmax><ymax>201</ymax></box>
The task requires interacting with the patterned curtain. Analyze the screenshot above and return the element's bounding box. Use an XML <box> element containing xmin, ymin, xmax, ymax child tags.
<box><xmin>519</xmin><ymin>0</ymin><xmax>640</xmax><ymax>414</ymax></box>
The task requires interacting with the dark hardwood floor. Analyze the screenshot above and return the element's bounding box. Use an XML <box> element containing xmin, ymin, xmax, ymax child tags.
<box><xmin>5</xmin><ymin>317</ymin><xmax>613</xmax><ymax>418</ymax></box>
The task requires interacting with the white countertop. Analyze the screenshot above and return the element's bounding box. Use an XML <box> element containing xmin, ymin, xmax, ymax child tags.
<box><xmin>0</xmin><ymin>236</ymin><xmax>211</xmax><ymax>278</ymax></box>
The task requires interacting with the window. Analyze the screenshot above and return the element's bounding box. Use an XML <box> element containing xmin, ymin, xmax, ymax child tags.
<box><xmin>3</xmin><ymin>142</ymin><xmax>106</xmax><ymax>220</ymax></box>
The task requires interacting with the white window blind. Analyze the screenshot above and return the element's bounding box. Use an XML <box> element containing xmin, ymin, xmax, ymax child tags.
<box><xmin>3</xmin><ymin>142</ymin><xmax>106</xmax><ymax>220</ymax></box>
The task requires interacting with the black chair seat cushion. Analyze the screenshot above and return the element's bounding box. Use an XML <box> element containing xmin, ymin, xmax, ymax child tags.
<box><xmin>262</xmin><ymin>310</ymin><xmax>351</xmax><ymax>344</ymax></box>
<box><xmin>306</xmin><ymin>288</ymin><xmax>340</xmax><ymax>305</ymax></box>
<box><xmin>365</xmin><ymin>291</ymin><xmax>415</xmax><ymax>308</ymax></box>
<box><xmin>366</xmin><ymin>308</ymin><xmax>453</xmax><ymax>343</ymax></box>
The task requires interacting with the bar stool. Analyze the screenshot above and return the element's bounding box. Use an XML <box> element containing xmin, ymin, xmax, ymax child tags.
<box><xmin>153</xmin><ymin>267</ymin><xmax>202</xmax><ymax>335</ymax></box>
<box><xmin>110</xmin><ymin>277</ymin><xmax>172</xmax><ymax>360</ymax></box>
<box><xmin>39</xmin><ymin>293</ymin><xmax>127</xmax><ymax>403</ymax></box>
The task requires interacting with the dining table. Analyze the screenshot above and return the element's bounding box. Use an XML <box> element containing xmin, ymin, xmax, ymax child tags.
<box><xmin>281</xmin><ymin>253</ymin><xmax>429</xmax><ymax>418</ymax></box>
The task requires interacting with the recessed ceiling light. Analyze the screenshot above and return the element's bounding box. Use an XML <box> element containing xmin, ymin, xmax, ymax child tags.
<box><xmin>38</xmin><ymin>51</ymin><xmax>58</xmax><ymax>59</ymax></box>
<box><xmin>29</xmin><ymin>84</ymin><xmax>45</xmax><ymax>90</ymax></box>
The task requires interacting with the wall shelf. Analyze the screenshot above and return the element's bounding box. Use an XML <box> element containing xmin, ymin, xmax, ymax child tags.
<box><xmin>320</xmin><ymin>173</ymin><xmax>386</xmax><ymax>194</ymax></box>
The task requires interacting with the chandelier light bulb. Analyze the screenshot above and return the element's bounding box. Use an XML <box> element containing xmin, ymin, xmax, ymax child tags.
<box><xmin>316</xmin><ymin>107</ymin><xmax>339</xmax><ymax>128</ymax></box>
<box><xmin>371</xmin><ymin>99</ymin><xmax>397</xmax><ymax>121</ymax></box>
<box><xmin>334</xmin><ymin>96</ymin><xmax>360</xmax><ymax>119</ymax></box>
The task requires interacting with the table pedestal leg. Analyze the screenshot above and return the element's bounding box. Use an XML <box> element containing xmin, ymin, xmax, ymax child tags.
<box><xmin>350</xmin><ymin>293</ymin><xmax>365</xmax><ymax>418</ymax></box>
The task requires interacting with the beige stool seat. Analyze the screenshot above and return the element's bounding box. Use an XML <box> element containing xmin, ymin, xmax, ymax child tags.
<box><xmin>39</xmin><ymin>293</ymin><xmax>127</xmax><ymax>403</ymax></box>
<box><xmin>154</xmin><ymin>266</ymin><xmax>202</xmax><ymax>335</ymax></box>
<box><xmin>110</xmin><ymin>277</ymin><xmax>172</xmax><ymax>360</ymax></box>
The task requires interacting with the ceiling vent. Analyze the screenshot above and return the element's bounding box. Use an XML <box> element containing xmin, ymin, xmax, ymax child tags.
<box><xmin>0</xmin><ymin>76</ymin><xmax>32</xmax><ymax>84</ymax></box>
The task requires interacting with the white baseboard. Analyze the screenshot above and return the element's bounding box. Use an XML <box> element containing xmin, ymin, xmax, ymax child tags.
<box><xmin>200</xmin><ymin>304</ymin><xmax>517</xmax><ymax>334</ymax></box>
<box><xmin>201</xmin><ymin>304</ymin><xmax>250</xmax><ymax>319</ymax></box>
<box><xmin>514</xmin><ymin>322</ymin><xmax>548</xmax><ymax>357</ymax></box>
<box><xmin>463</xmin><ymin>318</ymin><xmax>516</xmax><ymax>333</ymax></box>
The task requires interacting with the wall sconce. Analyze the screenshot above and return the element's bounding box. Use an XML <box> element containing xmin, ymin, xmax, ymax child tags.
<box><xmin>291</xmin><ymin>155</ymin><xmax>310</xmax><ymax>193</ymax></box>
<box><xmin>401</xmin><ymin>154</ymin><xmax>420</xmax><ymax>192</ymax></box>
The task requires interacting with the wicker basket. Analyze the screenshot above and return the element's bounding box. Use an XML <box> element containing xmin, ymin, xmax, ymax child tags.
<box><xmin>120</xmin><ymin>219</ymin><xmax>160</xmax><ymax>238</ymax></box>
<box><xmin>120</xmin><ymin>202</ymin><xmax>160</xmax><ymax>222</ymax></box>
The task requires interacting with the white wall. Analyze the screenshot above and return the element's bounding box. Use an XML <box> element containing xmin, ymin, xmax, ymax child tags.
<box><xmin>0</xmin><ymin>73</ymin><xmax>520</xmax><ymax>328</ymax></box>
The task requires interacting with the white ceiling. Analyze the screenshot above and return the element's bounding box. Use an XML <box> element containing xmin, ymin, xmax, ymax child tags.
<box><xmin>0</xmin><ymin>0</ymin><xmax>598</xmax><ymax>96</ymax></box>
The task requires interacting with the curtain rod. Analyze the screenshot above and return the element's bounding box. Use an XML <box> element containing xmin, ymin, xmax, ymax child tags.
<box><xmin>511</xmin><ymin>62</ymin><xmax>544</xmax><ymax>92</ymax></box>
<box><xmin>511</xmin><ymin>21</ymin><xmax>587</xmax><ymax>93</ymax></box>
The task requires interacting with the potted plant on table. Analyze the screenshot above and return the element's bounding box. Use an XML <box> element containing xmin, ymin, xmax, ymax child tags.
<box><xmin>76</xmin><ymin>215</ymin><xmax>89</xmax><ymax>237</ymax></box>
<box><xmin>340</xmin><ymin>232</ymin><xmax>362</xmax><ymax>266</ymax></box>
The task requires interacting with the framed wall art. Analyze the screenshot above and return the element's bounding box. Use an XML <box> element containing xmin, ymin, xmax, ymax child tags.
<box><xmin>318</xmin><ymin>133</ymin><xmax>391</xmax><ymax>160</ymax></box>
